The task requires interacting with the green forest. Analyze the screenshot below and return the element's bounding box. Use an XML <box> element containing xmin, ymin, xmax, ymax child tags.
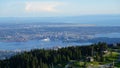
<box><xmin>0</xmin><ymin>42</ymin><xmax>120</xmax><ymax>68</ymax></box>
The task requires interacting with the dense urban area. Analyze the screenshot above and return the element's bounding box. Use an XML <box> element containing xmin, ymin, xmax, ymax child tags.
<box><xmin>0</xmin><ymin>23</ymin><xmax>120</xmax><ymax>43</ymax></box>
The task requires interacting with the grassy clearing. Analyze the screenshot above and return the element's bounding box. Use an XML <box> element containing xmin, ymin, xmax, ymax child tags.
<box><xmin>72</xmin><ymin>61</ymin><xmax>100</xmax><ymax>67</ymax></box>
<box><xmin>105</xmin><ymin>52</ymin><xmax>119</xmax><ymax>62</ymax></box>
<box><xmin>88</xmin><ymin>62</ymin><xmax>100</xmax><ymax>66</ymax></box>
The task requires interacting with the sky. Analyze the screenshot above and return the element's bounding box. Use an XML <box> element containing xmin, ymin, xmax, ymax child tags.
<box><xmin>0</xmin><ymin>0</ymin><xmax>120</xmax><ymax>17</ymax></box>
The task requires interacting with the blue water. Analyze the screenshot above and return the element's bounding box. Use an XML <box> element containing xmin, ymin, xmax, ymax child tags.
<box><xmin>0</xmin><ymin>40</ymin><xmax>91</xmax><ymax>51</ymax></box>
<box><xmin>0</xmin><ymin>32</ymin><xmax>120</xmax><ymax>51</ymax></box>
<box><xmin>95</xmin><ymin>33</ymin><xmax>120</xmax><ymax>38</ymax></box>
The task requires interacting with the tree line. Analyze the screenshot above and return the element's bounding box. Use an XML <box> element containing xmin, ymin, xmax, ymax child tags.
<box><xmin>0</xmin><ymin>42</ymin><xmax>109</xmax><ymax>68</ymax></box>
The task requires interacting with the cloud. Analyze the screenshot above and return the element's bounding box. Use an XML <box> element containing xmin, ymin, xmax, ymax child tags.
<box><xmin>25</xmin><ymin>2</ymin><xmax>63</xmax><ymax>12</ymax></box>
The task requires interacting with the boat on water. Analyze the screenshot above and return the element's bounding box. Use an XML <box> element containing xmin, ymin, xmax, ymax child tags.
<box><xmin>41</xmin><ymin>38</ymin><xmax>50</xmax><ymax>42</ymax></box>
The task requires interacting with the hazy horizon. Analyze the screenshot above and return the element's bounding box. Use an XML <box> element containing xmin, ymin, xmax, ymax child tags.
<box><xmin>0</xmin><ymin>14</ymin><xmax>120</xmax><ymax>26</ymax></box>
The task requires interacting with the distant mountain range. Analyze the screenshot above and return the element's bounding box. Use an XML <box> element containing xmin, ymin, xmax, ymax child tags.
<box><xmin>0</xmin><ymin>15</ymin><xmax>120</xmax><ymax>26</ymax></box>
